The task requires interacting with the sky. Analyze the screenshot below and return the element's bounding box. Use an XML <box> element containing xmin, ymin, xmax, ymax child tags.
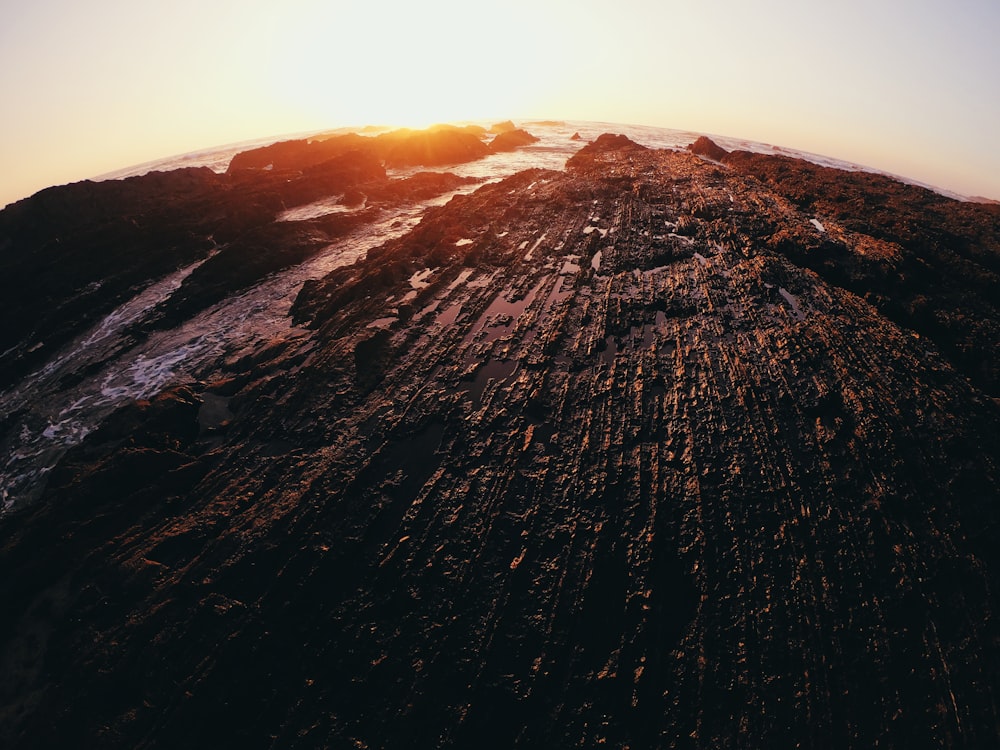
<box><xmin>2</xmin><ymin>0</ymin><xmax>999</xmax><ymax>207</ymax></box>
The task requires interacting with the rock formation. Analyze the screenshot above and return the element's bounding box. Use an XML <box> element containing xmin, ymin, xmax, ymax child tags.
<box><xmin>1</xmin><ymin>132</ymin><xmax>999</xmax><ymax>749</ymax></box>
<box><xmin>687</xmin><ymin>135</ymin><xmax>730</xmax><ymax>161</ymax></box>
<box><xmin>0</xmin><ymin>127</ymin><xmax>501</xmax><ymax>391</ymax></box>
<box><xmin>489</xmin><ymin>128</ymin><xmax>541</xmax><ymax>152</ymax></box>
<box><xmin>380</xmin><ymin>127</ymin><xmax>491</xmax><ymax>168</ymax></box>
<box><xmin>228</xmin><ymin>126</ymin><xmax>494</xmax><ymax>174</ymax></box>
<box><xmin>489</xmin><ymin>119</ymin><xmax>517</xmax><ymax>134</ymax></box>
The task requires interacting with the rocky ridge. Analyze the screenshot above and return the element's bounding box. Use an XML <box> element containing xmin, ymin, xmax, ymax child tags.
<box><xmin>0</xmin><ymin>127</ymin><xmax>507</xmax><ymax>391</ymax></box>
<box><xmin>1</xmin><ymin>133</ymin><xmax>999</xmax><ymax>748</ymax></box>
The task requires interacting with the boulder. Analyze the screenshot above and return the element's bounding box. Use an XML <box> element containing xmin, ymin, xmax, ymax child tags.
<box><xmin>489</xmin><ymin>120</ymin><xmax>517</xmax><ymax>134</ymax></box>
<box><xmin>379</xmin><ymin>128</ymin><xmax>490</xmax><ymax>168</ymax></box>
<box><xmin>688</xmin><ymin>136</ymin><xmax>729</xmax><ymax>161</ymax></box>
<box><xmin>227</xmin><ymin>133</ymin><xmax>371</xmax><ymax>173</ymax></box>
<box><xmin>489</xmin><ymin>129</ymin><xmax>540</xmax><ymax>152</ymax></box>
<box><xmin>566</xmin><ymin>133</ymin><xmax>648</xmax><ymax>171</ymax></box>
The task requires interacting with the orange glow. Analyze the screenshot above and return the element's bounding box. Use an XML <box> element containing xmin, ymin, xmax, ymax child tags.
<box><xmin>2</xmin><ymin>0</ymin><xmax>999</xmax><ymax>207</ymax></box>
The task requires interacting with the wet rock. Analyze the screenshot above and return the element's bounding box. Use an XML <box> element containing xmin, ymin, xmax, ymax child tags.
<box><xmin>353</xmin><ymin>329</ymin><xmax>393</xmax><ymax>389</ymax></box>
<box><xmin>229</xmin><ymin>126</ymin><xmax>494</xmax><ymax>174</ymax></box>
<box><xmin>379</xmin><ymin>128</ymin><xmax>490</xmax><ymax>168</ymax></box>
<box><xmin>566</xmin><ymin>133</ymin><xmax>649</xmax><ymax>172</ymax></box>
<box><xmin>489</xmin><ymin>128</ymin><xmax>540</xmax><ymax>152</ymax></box>
<box><xmin>2</xmin><ymin>133</ymin><xmax>1000</xmax><ymax>750</ymax></box>
<box><xmin>0</xmin><ymin>133</ymin><xmax>482</xmax><ymax>389</ymax></box>
<box><xmin>340</xmin><ymin>188</ymin><xmax>366</xmax><ymax>207</ymax></box>
<box><xmin>226</xmin><ymin>132</ymin><xmax>372</xmax><ymax>173</ymax></box>
<box><xmin>687</xmin><ymin>135</ymin><xmax>729</xmax><ymax>161</ymax></box>
<box><xmin>0</xmin><ymin>169</ymin><xmax>227</xmax><ymax>388</ymax></box>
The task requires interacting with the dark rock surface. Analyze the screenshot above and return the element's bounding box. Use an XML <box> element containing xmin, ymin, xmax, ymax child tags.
<box><xmin>226</xmin><ymin>133</ymin><xmax>374</xmax><ymax>172</ymax></box>
<box><xmin>566</xmin><ymin>133</ymin><xmax>648</xmax><ymax>168</ymax></box>
<box><xmin>0</xmin><ymin>168</ymin><xmax>228</xmax><ymax>389</ymax></box>
<box><xmin>0</xmin><ymin>130</ymin><xmax>483</xmax><ymax>391</ymax></box>
<box><xmin>228</xmin><ymin>125</ymin><xmax>495</xmax><ymax>174</ymax></box>
<box><xmin>721</xmin><ymin>149</ymin><xmax>1000</xmax><ymax>394</ymax></box>
<box><xmin>687</xmin><ymin>135</ymin><xmax>729</xmax><ymax>161</ymax></box>
<box><xmin>490</xmin><ymin>128</ymin><xmax>541</xmax><ymax>152</ymax></box>
<box><xmin>380</xmin><ymin>128</ymin><xmax>491</xmax><ymax>168</ymax></box>
<box><xmin>2</xmin><ymin>134</ymin><xmax>1000</xmax><ymax>749</ymax></box>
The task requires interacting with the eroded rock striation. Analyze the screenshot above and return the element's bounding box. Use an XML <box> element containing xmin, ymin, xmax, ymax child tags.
<box><xmin>1</xmin><ymin>134</ymin><xmax>999</xmax><ymax>749</ymax></box>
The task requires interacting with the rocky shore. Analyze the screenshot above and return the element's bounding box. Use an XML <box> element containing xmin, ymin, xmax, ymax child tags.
<box><xmin>1</xmin><ymin>131</ymin><xmax>999</xmax><ymax>748</ymax></box>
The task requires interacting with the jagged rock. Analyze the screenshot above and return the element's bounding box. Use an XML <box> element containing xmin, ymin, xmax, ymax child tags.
<box><xmin>0</xmin><ymin>135</ymin><xmax>485</xmax><ymax>390</ymax></box>
<box><xmin>379</xmin><ymin>128</ymin><xmax>490</xmax><ymax>168</ymax></box>
<box><xmin>489</xmin><ymin>128</ymin><xmax>540</xmax><ymax>152</ymax></box>
<box><xmin>227</xmin><ymin>133</ymin><xmax>372</xmax><ymax>173</ymax></box>
<box><xmin>723</xmin><ymin>148</ymin><xmax>1000</xmax><ymax>393</ymax></box>
<box><xmin>687</xmin><ymin>135</ymin><xmax>729</xmax><ymax>161</ymax></box>
<box><xmin>566</xmin><ymin>133</ymin><xmax>648</xmax><ymax>171</ymax></box>
<box><xmin>2</xmin><ymin>132</ymin><xmax>1000</xmax><ymax>750</ymax></box>
<box><xmin>570</xmin><ymin>132</ymin><xmax>583</xmax><ymax>141</ymax></box>
<box><xmin>229</xmin><ymin>126</ymin><xmax>493</xmax><ymax>174</ymax></box>
<box><xmin>429</xmin><ymin>123</ymin><xmax>488</xmax><ymax>137</ymax></box>
<box><xmin>489</xmin><ymin>119</ymin><xmax>517</xmax><ymax>134</ymax></box>
<box><xmin>0</xmin><ymin>169</ymin><xmax>228</xmax><ymax>388</ymax></box>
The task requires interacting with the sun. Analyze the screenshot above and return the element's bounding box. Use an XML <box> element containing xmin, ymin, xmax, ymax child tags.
<box><xmin>259</xmin><ymin>6</ymin><xmax>539</xmax><ymax>136</ymax></box>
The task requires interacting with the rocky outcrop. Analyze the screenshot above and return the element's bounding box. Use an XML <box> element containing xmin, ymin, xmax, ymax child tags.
<box><xmin>571</xmin><ymin>132</ymin><xmax>646</xmax><ymax>156</ymax></box>
<box><xmin>489</xmin><ymin>128</ymin><xmax>540</xmax><ymax>152</ymax></box>
<box><xmin>0</xmin><ymin>131</ymin><xmax>479</xmax><ymax>390</ymax></box>
<box><xmin>489</xmin><ymin>119</ymin><xmax>517</xmax><ymax>134</ymax></box>
<box><xmin>379</xmin><ymin>127</ymin><xmax>491</xmax><ymax>168</ymax></box>
<box><xmin>3</xmin><ymin>134</ymin><xmax>999</xmax><ymax>750</ymax></box>
<box><xmin>565</xmin><ymin>133</ymin><xmax>648</xmax><ymax>171</ymax></box>
<box><xmin>228</xmin><ymin>125</ymin><xmax>494</xmax><ymax>174</ymax></box>
<box><xmin>687</xmin><ymin>135</ymin><xmax>729</xmax><ymax>161</ymax></box>
<box><xmin>226</xmin><ymin>133</ymin><xmax>372</xmax><ymax>172</ymax></box>
<box><xmin>432</xmin><ymin>123</ymin><xmax>488</xmax><ymax>137</ymax></box>
<box><xmin>0</xmin><ymin>168</ymin><xmax>230</xmax><ymax>389</ymax></box>
<box><xmin>722</xmin><ymin>149</ymin><xmax>1000</xmax><ymax>393</ymax></box>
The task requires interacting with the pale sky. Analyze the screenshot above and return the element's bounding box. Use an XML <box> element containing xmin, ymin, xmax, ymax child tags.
<box><xmin>2</xmin><ymin>0</ymin><xmax>999</xmax><ymax>207</ymax></box>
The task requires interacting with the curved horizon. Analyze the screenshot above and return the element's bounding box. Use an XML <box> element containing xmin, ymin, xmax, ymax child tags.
<box><xmin>2</xmin><ymin>0</ymin><xmax>999</xmax><ymax>208</ymax></box>
<box><xmin>4</xmin><ymin>116</ymin><xmax>998</xmax><ymax>210</ymax></box>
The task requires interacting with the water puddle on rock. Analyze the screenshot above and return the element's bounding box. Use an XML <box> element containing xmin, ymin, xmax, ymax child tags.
<box><xmin>779</xmin><ymin>287</ymin><xmax>805</xmax><ymax>321</ymax></box>
<box><xmin>463</xmin><ymin>359</ymin><xmax>518</xmax><ymax>408</ymax></box>
<box><xmin>464</xmin><ymin>278</ymin><xmax>546</xmax><ymax>347</ymax></box>
<box><xmin>436</xmin><ymin>302</ymin><xmax>463</xmax><ymax>327</ymax></box>
<box><xmin>601</xmin><ymin>335</ymin><xmax>618</xmax><ymax>365</ymax></box>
